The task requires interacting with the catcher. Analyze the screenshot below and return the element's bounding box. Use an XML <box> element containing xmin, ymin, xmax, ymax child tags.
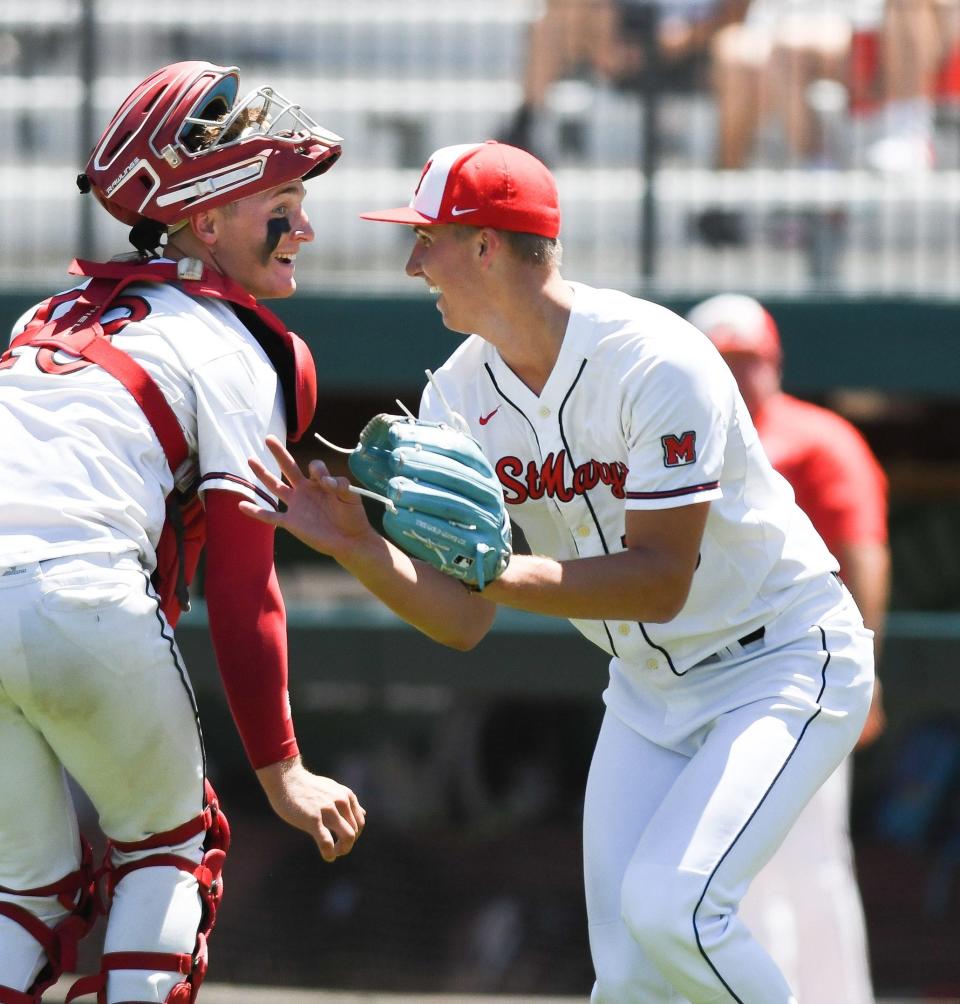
<box><xmin>0</xmin><ymin>62</ymin><xmax>363</xmax><ymax>1004</ymax></box>
<box><xmin>244</xmin><ymin>141</ymin><xmax>874</xmax><ymax>1002</ymax></box>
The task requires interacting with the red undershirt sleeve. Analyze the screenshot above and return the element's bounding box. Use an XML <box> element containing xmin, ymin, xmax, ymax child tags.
<box><xmin>202</xmin><ymin>488</ymin><xmax>299</xmax><ymax>770</ymax></box>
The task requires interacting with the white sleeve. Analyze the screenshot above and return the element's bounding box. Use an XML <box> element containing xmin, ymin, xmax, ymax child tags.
<box><xmin>192</xmin><ymin>350</ymin><xmax>287</xmax><ymax>507</ymax></box>
<box><xmin>621</xmin><ymin>344</ymin><xmax>729</xmax><ymax>511</ymax></box>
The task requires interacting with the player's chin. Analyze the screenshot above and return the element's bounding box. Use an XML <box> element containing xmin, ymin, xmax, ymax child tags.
<box><xmin>259</xmin><ymin>274</ymin><xmax>298</xmax><ymax>300</ymax></box>
<box><xmin>435</xmin><ymin>299</ymin><xmax>466</xmax><ymax>333</ymax></box>
<box><xmin>438</xmin><ymin>311</ymin><xmax>470</xmax><ymax>335</ymax></box>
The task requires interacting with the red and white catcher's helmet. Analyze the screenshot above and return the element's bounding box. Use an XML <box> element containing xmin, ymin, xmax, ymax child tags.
<box><xmin>80</xmin><ymin>61</ymin><xmax>342</xmax><ymax>229</ymax></box>
<box><xmin>686</xmin><ymin>293</ymin><xmax>782</xmax><ymax>365</ymax></box>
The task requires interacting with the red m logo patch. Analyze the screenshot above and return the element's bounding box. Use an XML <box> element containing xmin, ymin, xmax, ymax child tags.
<box><xmin>661</xmin><ymin>431</ymin><xmax>697</xmax><ymax>467</ymax></box>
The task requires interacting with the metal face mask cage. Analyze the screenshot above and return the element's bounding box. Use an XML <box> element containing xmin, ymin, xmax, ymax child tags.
<box><xmin>177</xmin><ymin>85</ymin><xmax>343</xmax><ymax>172</ymax></box>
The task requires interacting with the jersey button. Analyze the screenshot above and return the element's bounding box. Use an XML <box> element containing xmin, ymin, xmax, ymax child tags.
<box><xmin>577</xmin><ymin>525</ymin><xmax>590</xmax><ymax>537</ymax></box>
<box><xmin>539</xmin><ymin>405</ymin><xmax>551</xmax><ymax>418</ymax></box>
<box><xmin>646</xmin><ymin>658</ymin><xmax>659</xmax><ymax>670</ymax></box>
<box><xmin>617</xmin><ymin>623</ymin><xmax>631</xmax><ymax>636</ymax></box>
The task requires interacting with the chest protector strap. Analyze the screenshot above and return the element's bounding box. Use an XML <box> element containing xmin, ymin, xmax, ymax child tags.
<box><xmin>1</xmin><ymin>258</ymin><xmax>318</xmax><ymax>626</ymax></box>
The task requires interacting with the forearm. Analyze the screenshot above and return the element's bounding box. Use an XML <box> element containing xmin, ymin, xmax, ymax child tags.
<box><xmin>842</xmin><ymin>541</ymin><xmax>891</xmax><ymax>748</ymax></box>
<box><xmin>839</xmin><ymin>541</ymin><xmax>891</xmax><ymax>660</ymax></box>
<box><xmin>484</xmin><ymin>548</ymin><xmax>690</xmax><ymax>622</ymax></box>
<box><xmin>207</xmin><ymin>560</ymin><xmax>298</xmax><ymax>769</ymax></box>
<box><xmin>337</xmin><ymin>528</ymin><xmax>496</xmax><ymax>649</ymax></box>
<box><xmin>204</xmin><ymin>490</ymin><xmax>298</xmax><ymax>769</ymax></box>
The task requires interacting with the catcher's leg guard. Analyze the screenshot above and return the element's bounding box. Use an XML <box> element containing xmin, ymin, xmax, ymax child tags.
<box><xmin>66</xmin><ymin>782</ymin><xmax>229</xmax><ymax>1004</ymax></box>
<box><xmin>0</xmin><ymin>839</ymin><xmax>99</xmax><ymax>1003</ymax></box>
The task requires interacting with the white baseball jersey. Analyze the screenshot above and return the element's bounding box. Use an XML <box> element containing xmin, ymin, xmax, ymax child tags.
<box><xmin>0</xmin><ymin>262</ymin><xmax>285</xmax><ymax>572</ymax></box>
<box><xmin>420</xmin><ymin>282</ymin><xmax>841</xmax><ymax>734</ymax></box>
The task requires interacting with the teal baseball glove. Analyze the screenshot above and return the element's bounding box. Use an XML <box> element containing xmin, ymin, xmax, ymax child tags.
<box><xmin>347</xmin><ymin>413</ymin><xmax>512</xmax><ymax>591</ymax></box>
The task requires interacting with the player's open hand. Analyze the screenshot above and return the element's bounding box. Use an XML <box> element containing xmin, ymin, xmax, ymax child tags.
<box><xmin>241</xmin><ymin>436</ymin><xmax>373</xmax><ymax>559</ymax></box>
<box><xmin>256</xmin><ymin>756</ymin><xmax>366</xmax><ymax>862</ymax></box>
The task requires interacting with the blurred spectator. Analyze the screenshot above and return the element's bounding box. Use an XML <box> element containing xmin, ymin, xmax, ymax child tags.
<box><xmin>704</xmin><ymin>0</ymin><xmax>960</xmax><ymax>181</ymax></box>
<box><xmin>709</xmin><ymin>1</ymin><xmax>885</xmax><ymax>170</ymax></box>
<box><xmin>697</xmin><ymin>1</ymin><xmax>885</xmax><ymax>244</ymax></box>
<box><xmin>687</xmin><ymin>292</ymin><xmax>890</xmax><ymax>1004</ymax></box>
<box><xmin>501</xmin><ymin>0</ymin><xmax>749</xmax><ymax>160</ymax></box>
<box><xmin>865</xmin><ymin>0</ymin><xmax>960</xmax><ymax>172</ymax></box>
<box><xmin>698</xmin><ymin>0</ymin><xmax>960</xmax><ymax>242</ymax></box>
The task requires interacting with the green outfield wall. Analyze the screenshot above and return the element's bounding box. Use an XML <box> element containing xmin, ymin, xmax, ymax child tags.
<box><xmin>2</xmin><ymin>289</ymin><xmax>958</xmax><ymax>397</ymax></box>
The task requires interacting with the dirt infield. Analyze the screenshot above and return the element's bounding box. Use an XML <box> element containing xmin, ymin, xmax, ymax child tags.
<box><xmin>45</xmin><ymin>980</ymin><xmax>580</xmax><ymax>1004</ymax></box>
<box><xmin>42</xmin><ymin>978</ymin><xmax>938</xmax><ymax>1004</ymax></box>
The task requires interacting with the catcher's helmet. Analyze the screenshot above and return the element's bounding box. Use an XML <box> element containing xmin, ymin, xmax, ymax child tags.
<box><xmin>80</xmin><ymin>61</ymin><xmax>342</xmax><ymax>229</ymax></box>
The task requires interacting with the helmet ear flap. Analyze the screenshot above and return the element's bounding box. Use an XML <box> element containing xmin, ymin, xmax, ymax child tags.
<box><xmin>129</xmin><ymin>218</ymin><xmax>167</xmax><ymax>254</ymax></box>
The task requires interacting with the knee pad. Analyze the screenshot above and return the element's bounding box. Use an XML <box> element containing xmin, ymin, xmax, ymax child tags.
<box><xmin>65</xmin><ymin>781</ymin><xmax>230</xmax><ymax>1004</ymax></box>
<box><xmin>0</xmin><ymin>838</ymin><xmax>99</xmax><ymax>1003</ymax></box>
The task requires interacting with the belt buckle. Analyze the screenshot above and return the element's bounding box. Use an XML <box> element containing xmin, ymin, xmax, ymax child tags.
<box><xmin>698</xmin><ymin>625</ymin><xmax>765</xmax><ymax>669</ymax></box>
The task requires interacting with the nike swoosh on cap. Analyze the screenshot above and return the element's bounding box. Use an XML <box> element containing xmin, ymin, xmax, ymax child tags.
<box><xmin>451</xmin><ymin>206</ymin><xmax>479</xmax><ymax>216</ymax></box>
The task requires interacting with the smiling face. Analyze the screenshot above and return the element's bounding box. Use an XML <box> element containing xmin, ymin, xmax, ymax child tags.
<box><xmin>201</xmin><ymin>180</ymin><xmax>315</xmax><ymax>299</ymax></box>
<box><xmin>405</xmin><ymin>224</ymin><xmax>488</xmax><ymax>333</ymax></box>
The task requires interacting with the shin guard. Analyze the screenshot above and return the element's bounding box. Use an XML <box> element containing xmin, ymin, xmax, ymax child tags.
<box><xmin>0</xmin><ymin>839</ymin><xmax>98</xmax><ymax>1003</ymax></box>
<box><xmin>66</xmin><ymin>781</ymin><xmax>229</xmax><ymax>1004</ymax></box>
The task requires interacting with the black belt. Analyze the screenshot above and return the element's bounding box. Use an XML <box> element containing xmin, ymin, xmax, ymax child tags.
<box><xmin>738</xmin><ymin>625</ymin><xmax>766</xmax><ymax>647</ymax></box>
<box><xmin>694</xmin><ymin>625</ymin><xmax>766</xmax><ymax>668</ymax></box>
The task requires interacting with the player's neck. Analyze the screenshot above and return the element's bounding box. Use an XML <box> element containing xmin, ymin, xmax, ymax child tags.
<box><xmin>165</xmin><ymin>230</ymin><xmax>216</xmax><ymax>273</ymax></box>
<box><xmin>489</xmin><ymin>272</ymin><xmax>573</xmax><ymax>395</ymax></box>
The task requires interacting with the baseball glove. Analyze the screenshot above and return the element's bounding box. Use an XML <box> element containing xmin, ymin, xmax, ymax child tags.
<box><xmin>347</xmin><ymin>413</ymin><xmax>512</xmax><ymax>591</ymax></box>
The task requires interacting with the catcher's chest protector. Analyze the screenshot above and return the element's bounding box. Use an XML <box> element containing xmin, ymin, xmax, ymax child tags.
<box><xmin>1</xmin><ymin>257</ymin><xmax>317</xmax><ymax>626</ymax></box>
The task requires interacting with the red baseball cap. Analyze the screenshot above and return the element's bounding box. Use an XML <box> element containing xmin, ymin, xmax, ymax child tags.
<box><xmin>360</xmin><ymin>140</ymin><xmax>561</xmax><ymax>239</ymax></box>
<box><xmin>686</xmin><ymin>294</ymin><xmax>782</xmax><ymax>364</ymax></box>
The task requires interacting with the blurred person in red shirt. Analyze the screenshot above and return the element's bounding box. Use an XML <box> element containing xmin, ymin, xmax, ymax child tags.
<box><xmin>688</xmin><ymin>292</ymin><xmax>890</xmax><ymax>1004</ymax></box>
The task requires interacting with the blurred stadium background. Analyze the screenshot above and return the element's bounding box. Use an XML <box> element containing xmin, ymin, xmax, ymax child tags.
<box><xmin>3</xmin><ymin>1</ymin><xmax>960</xmax><ymax>1000</ymax></box>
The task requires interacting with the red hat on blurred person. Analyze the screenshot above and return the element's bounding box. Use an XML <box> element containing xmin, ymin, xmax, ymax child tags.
<box><xmin>686</xmin><ymin>294</ymin><xmax>782</xmax><ymax>365</ymax></box>
<box><xmin>361</xmin><ymin>140</ymin><xmax>560</xmax><ymax>239</ymax></box>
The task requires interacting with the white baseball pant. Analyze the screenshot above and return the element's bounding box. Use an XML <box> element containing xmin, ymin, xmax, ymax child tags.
<box><xmin>585</xmin><ymin>590</ymin><xmax>874</xmax><ymax>1003</ymax></box>
<box><xmin>739</xmin><ymin>756</ymin><xmax>875</xmax><ymax>1004</ymax></box>
<box><xmin>0</xmin><ymin>553</ymin><xmax>206</xmax><ymax>1003</ymax></box>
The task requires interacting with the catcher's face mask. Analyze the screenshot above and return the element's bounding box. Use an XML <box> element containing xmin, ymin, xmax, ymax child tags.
<box><xmin>80</xmin><ymin>61</ymin><xmax>343</xmax><ymax>229</ymax></box>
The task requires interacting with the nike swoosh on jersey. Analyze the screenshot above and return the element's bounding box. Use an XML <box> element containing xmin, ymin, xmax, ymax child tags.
<box><xmin>479</xmin><ymin>407</ymin><xmax>500</xmax><ymax>425</ymax></box>
<box><xmin>451</xmin><ymin>206</ymin><xmax>479</xmax><ymax>216</ymax></box>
